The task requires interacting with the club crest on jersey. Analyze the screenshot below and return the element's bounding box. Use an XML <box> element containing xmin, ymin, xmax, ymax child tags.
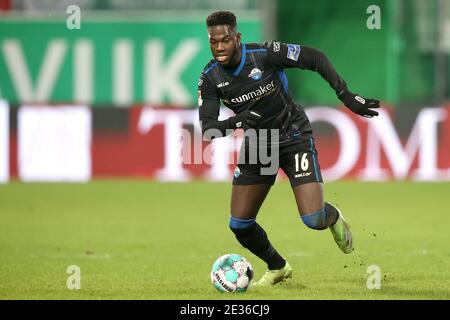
<box><xmin>248</xmin><ymin>68</ymin><xmax>263</xmax><ymax>80</ymax></box>
<box><xmin>287</xmin><ymin>44</ymin><xmax>301</xmax><ymax>61</ymax></box>
<box><xmin>234</xmin><ymin>166</ymin><xmax>241</xmax><ymax>178</ymax></box>
<box><xmin>273</xmin><ymin>41</ymin><xmax>280</xmax><ymax>52</ymax></box>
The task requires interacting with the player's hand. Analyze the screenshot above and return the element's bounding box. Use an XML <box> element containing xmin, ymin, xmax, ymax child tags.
<box><xmin>231</xmin><ymin>110</ymin><xmax>262</xmax><ymax>129</ymax></box>
<box><xmin>338</xmin><ymin>89</ymin><xmax>380</xmax><ymax>118</ymax></box>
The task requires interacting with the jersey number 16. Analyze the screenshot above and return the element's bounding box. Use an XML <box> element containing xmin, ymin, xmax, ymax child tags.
<box><xmin>295</xmin><ymin>153</ymin><xmax>309</xmax><ymax>172</ymax></box>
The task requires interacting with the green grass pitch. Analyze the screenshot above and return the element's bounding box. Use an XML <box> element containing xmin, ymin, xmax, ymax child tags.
<box><xmin>0</xmin><ymin>180</ymin><xmax>449</xmax><ymax>299</ymax></box>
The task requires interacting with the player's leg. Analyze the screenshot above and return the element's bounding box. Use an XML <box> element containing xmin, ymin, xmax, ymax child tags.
<box><xmin>230</xmin><ymin>184</ymin><xmax>293</xmax><ymax>287</ymax></box>
<box><xmin>282</xmin><ymin>138</ymin><xmax>353</xmax><ymax>253</ymax></box>
<box><xmin>292</xmin><ymin>183</ymin><xmax>353</xmax><ymax>253</ymax></box>
<box><xmin>231</xmin><ymin>137</ymin><xmax>292</xmax><ymax>287</ymax></box>
<box><xmin>292</xmin><ymin>182</ymin><xmax>337</xmax><ymax>230</ymax></box>
<box><xmin>230</xmin><ymin>184</ymin><xmax>286</xmax><ymax>270</ymax></box>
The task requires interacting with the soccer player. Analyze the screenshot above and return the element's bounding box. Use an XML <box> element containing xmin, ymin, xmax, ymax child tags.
<box><xmin>198</xmin><ymin>11</ymin><xmax>380</xmax><ymax>287</ymax></box>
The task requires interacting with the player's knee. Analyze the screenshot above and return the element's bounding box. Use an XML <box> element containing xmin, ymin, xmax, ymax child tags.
<box><xmin>229</xmin><ymin>216</ymin><xmax>256</xmax><ymax>236</ymax></box>
<box><xmin>301</xmin><ymin>207</ymin><xmax>328</xmax><ymax>230</ymax></box>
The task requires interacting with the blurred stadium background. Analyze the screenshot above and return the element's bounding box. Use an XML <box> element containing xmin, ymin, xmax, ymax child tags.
<box><xmin>0</xmin><ymin>0</ymin><xmax>449</xmax><ymax>300</ymax></box>
<box><xmin>0</xmin><ymin>0</ymin><xmax>449</xmax><ymax>182</ymax></box>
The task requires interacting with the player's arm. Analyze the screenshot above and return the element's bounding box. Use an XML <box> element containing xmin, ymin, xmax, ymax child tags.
<box><xmin>198</xmin><ymin>75</ymin><xmax>262</xmax><ymax>139</ymax></box>
<box><xmin>264</xmin><ymin>41</ymin><xmax>380</xmax><ymax>117</ymax></box>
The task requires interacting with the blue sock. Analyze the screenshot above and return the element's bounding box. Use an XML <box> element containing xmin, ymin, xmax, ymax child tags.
<box><xmin>301</xmin><ymin>203</ymin><xmax>338</xmax><ymax>230</ymax></box>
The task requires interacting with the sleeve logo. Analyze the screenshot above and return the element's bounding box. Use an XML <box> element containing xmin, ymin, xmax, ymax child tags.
<box><xmin>287</xmin><ymin>44</ymin><xmax>301</xmax><ymax>61</ymax></box>
<box><xmin>273</xmin><ymin>41</ymin><xmax>280</xmax><ymax>52</ymax></box>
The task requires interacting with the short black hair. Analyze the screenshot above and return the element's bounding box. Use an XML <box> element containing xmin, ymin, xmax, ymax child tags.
<box><xmin>206</xmin><ymin>11</ymin><xmax>237</xmax><ymax>29</ymax></box>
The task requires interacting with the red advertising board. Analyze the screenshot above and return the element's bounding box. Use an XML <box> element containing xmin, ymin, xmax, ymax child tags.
<box><xmin>5</xmin><ymin>104</ymin><xmax>450</xmax><ymax>182</ymax></box>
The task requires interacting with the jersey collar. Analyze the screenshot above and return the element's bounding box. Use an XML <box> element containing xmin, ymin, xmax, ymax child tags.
<box><xmin>232</xmin><ymin>43</ymin><xmax>246</xmax><ymax>76</ymax></box>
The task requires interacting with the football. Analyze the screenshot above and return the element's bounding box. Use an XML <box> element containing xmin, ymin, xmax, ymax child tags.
<box><xmin>210</xmin><ymin>253</ymin><xmax>254</xmax><ymax>293</ymax></box>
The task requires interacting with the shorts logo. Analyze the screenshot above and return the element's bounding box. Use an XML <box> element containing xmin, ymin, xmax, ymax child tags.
<box><xmin>234</xmin><ymin>166</ymin><xmax>241</xmax><ymax>178</ymax></box>
<box><xmin>248</xmin><ymin>68</ymin><xmax>263</xmax><ymax>80</ymax></box>
<box><xmin>273</xmin><ymin>41</ymin><xmax>280</xmax><ymax>52</ymax></box>
<box><xmin>294</xmin><ymin>172</ymin><xmax>311</xmax><ymax>178</ymax></box>
<box><xmin>198</xmin><ymin>90</ymin><xmax>203</xmax><ymax>107</ymax></box>
<box><xmin>198</xmin><ymin>78</ymin><xmax>203</xmax><ymax>87</ymax></box>
<box><xmin>287</xmin><ymin>44</ymin><xmax>301</xmax><ymax>61</ymax></box>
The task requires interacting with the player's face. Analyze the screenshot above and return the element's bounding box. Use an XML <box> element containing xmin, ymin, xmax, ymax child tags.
<box><xmin>207</xmin><ymin>25</ymin><xmax>241</xmax><ymax>67</ymax></box>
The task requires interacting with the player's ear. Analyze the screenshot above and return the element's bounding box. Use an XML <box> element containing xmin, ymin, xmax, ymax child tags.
<box><xmin>236</xmin><ymin>32</ymin><xmax>242</xmax><ymax>46</ymax></box>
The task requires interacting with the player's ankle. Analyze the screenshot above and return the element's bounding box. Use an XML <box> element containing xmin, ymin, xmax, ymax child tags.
<box><xmin>325</xmin><ymin>202</ymin><xmax>339</xmax><ymax>226</ymax></box>
<box><xmin>268</xmin><ymin>258</ymin><xmax>286</xmax><ymax>270</ymax></box>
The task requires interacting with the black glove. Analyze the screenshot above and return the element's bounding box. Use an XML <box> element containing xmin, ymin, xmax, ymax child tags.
<box><xmin>230</xmin><ymin>110</ymin><xmax>262</xmax><ymax>129</ymax></box>
<box><xmin>338</xmin><ymin>88</ymin><xmax>380</xmax><ymax>118</ymax></box>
